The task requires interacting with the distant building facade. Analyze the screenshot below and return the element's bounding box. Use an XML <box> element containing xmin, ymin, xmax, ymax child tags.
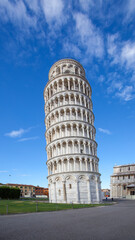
<box><xmin>110</xmin><ymin>164</ymin><xmax>135</xmax><ymax>199</ymax></box>
<box><xmin>35</xmin><ymin>187</ymin><xmax>49</xmax><ymax>198</ymax></box>
<box><xmin>6</xmin><ymin>183</ymin><xmax>48</xmax><ymax>198</ymax></box>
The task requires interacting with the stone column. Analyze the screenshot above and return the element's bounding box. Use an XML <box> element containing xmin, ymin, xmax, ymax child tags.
<box><xmin>82</xmin><ymin>126</ymin><xmax>85</xmax><ymax>137</ymax></box>
<box><xmin>85</xmin><ymin>159</ymin><xmax>88</xmax><ymax>171</ymax></box>
<box><xmin>79</xmin><ymin>159</ymin><xmax>82</xmax><ymax>171</ymax></box>
<box><xmin>77</xmin><ymin>124</ymin><xmax>79</xmax><ymax>136</ymax></box>
<box><xmin>62</xmin><ymin>79</ymin><xmax>64</xmax><ymax>90</ymax></box>
<box><xmin>80</xmin><ymin>96</ymin><xmax>82</xmax><ymax>106</ymax></box>
<box><xmin>96</xmin><ymin>180</ymin><xmax>100</xmax><ymax>202</ymax></box>
<box><xmin>86</xmin><ymin>113</ymin><xmax>88</xmax><ymax>122</ymax></box>
<box><xmin>87</xmin><ymin>127</ymin><xmax>89</xmax><ymax>138</ymax></box>
<box><xmin>53</xmin><ymin>182</ymin><xmax>57</xmax><ymax>203</ymax></box>
<box><xmin>84</xmin><ymin>142</ymin><xmax>86</xmax><ymax>153</ymax></box>
<box><xmin>78</xmin><ymin>81</ymin><xmax>81</xmax><ymax>92</ymax></box>
<box><xmin>53</xmin><ymin>162</ymin><xmax>55</xmax><ymax>174</ymax></box>
<box><xmin>87</xmin><ymin>179</ymin><xmax>92</xmax><ymax>203</ymax></box>
<box><xmin>67</xmin><ymin>159</ymin><xmax>70</xmax><ymax>171</ymax></box>
<box><xmin>68</xmin><ymin>80</ymin><xmax>70</xmax><ymax>90</ymax></box>
<box><xmin>74</xmin><ymin>159</ymin><xmax>76</xmax><ymax>171</ymax></box>
<box><xmin>84</xmin><ymin>98</ymin><xmax>86</xmax><ymax>107</ymax></box>
<box><xmin>81</xmin><ymin>109</ymin><xmax>83</xmax><ymax>121</ymax></box>
<box><xmin>83</xmin><ymin>83</ymin><xmax>85</xmax><ymax>93</ymax></box>
<box><xmin>61</xmin><ymin>160</ymin><xmax>64</xmax><ymax>172</ymax></box>
<box><xmin>65</xmin><ymin>124</ymin><xmax>67</xmax><ymax>136</ymax></box>
<box><xmin>73</xmin><ymin>141</ymin><xmax>75</xmax><ymax>153</ymax></box>
<box><xmin>75</xmin><ymin>95</ymin><xmax>77</xmax><ymax>104</ymax></box>
<box><xmin>78</xmin><ymin>141</ymin><xmax>80</xmax><ymax>153</ymax></box>
<box><xmin>90</xmin><ymin>158</ymin><xmax>92</xmax><ymax>171</ymax></box>
<box><xmin>76</xmin><ymin>180</ymin><xmax>79</xmax><ymax>203</ymax></box>
<box><xmin>57</xmin><ymin>161</ymin><xmax>59</xmax><ymax>173</ymax></box>
<box><xmin>63</xmin><ymin>181</ymin><xmax>67</xmax><ymax>202</ymax></box>
<box><xmin>73</xmin><ymin>79</ymin><xmax>76</xmax><ymax>90</ymax></box>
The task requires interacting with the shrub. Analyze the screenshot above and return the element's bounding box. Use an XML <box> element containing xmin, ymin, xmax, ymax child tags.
<box><xmin>0</xmin><ymin>186</ymin><xmax>20</xmax><ymax>199</ymax></box>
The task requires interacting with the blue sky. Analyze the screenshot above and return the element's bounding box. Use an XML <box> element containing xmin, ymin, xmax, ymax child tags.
<box><xmin>0</xmin><ymin>0</ymin><xmax>135</xmax><ymax>188</ymax></box>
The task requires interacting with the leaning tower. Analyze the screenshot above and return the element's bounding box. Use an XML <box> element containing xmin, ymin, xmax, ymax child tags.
<box><xmin>44</xmin><ymin>59</ymin><xmax>101</xmax><ymax>203</ymax></box>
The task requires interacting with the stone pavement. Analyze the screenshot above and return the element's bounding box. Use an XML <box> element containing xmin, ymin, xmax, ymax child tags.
<box><xmin>0</xmin><ymin>200</ymin><xmax>135</xmax><ymax>240</ymax></box>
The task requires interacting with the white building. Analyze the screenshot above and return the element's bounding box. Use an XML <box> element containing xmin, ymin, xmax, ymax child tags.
<box><xmin>110</xmin><ymin>164</ymin><xmax>135</xmax><ymax>199</ymax></box>
<box><xmin>44</xmin><ymin>59</ymin><xmax>101</xmax><ymax>203</ymax></box>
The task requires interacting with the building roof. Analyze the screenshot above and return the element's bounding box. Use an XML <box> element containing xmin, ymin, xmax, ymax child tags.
<box><xmin>6</xmin><ymin>183</ymin><xmax>35</xmax><ymax>187</ymax></box>
<box><xmin>6</xmin><ymin>183</ymin><xmax>48</xmax><ymax>189</ymax></box>
<box><xmin>111</xmin><ymin>171</ymin><xmax>135</xmax><ymax>177</ymax></box>
<box><xmin>113</xmin><ymin>163</ymin><xmax>135</xmax><ymax>168</ymax></box>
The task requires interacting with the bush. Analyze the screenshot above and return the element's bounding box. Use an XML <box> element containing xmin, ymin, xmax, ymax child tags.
<box><xmin>0</xmin><ymin>186</ymin><xmax>20</xmax><ymax>199</ymax></box>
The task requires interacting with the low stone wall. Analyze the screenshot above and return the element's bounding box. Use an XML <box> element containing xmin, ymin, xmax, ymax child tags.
<box><xmin>126</xmin><ymin>195</ymin><xmax>135</xmax><ymax>200</ymax></box>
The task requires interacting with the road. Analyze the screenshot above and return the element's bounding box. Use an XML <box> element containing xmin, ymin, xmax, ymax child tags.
<box><xmin>0</xmin><ymin>200</ymin><xmax>135</xmax><ymax>240</ymax></box>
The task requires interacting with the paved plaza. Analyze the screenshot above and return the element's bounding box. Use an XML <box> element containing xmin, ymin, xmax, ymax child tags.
<box><xmin>0</xmin><ymin>200</ymin><xmax>135</xmax><ymax>240</ymax></box>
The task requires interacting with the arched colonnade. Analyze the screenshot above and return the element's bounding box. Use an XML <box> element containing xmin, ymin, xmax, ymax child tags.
<box><xmin>46</xmin><ymin>122</ymin><xmax>96</xmax><ymax>144</ymax></box>
<box><xmin>47</xmin><ymin>139</ymin><xmax>97</xmax><ymax>160</ymax></box>
<box><xmin>44</xmin><ymin>77</ymin><xmax>91</xmax><ymax>102</ymax></box>
<box><xmin>45</xmin><ymin>107</ymin><xmax>94</xmax><ymax>129</ymax></box>
<box><xmin>47</xmin><ymin>156</ymin><xmax>99</xmax><ymax>175</ymax></box>
<box><xmin>45</xmin><ymin>92</ymin><xmax>92</xmax><ymax>115</ymax></box>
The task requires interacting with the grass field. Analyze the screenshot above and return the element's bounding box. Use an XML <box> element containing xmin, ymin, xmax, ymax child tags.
<box><xmin>0</xmin><ymin>200</ymin><xmax>112</xmax><ymax>215</ymax></box>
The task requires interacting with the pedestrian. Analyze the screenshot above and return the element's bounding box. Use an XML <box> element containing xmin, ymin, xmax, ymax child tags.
<box><xmin>106</xmin><ymin>197</ymin><xmax>107</xmax><ymax>201</ymax></box>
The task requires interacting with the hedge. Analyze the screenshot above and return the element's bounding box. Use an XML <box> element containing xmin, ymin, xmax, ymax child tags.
<box><xmin>0</xmin><ymin>186</ymin><xmax>20</xmax><ymax>199</ymax></box>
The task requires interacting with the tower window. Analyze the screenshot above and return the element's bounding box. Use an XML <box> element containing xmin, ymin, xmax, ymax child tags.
<box><xmin>128</xmin><ymin>167</ymin><xmax>130</xmax><ymax>171</ymax></box>
<box><xmin>69</xmin><ymin>184</ymin><xmax>72</xmax><ymax>189</ymax></box>
<box><xmin>128</xmin><ymin>175</ymin><xmax>130</xmax><ymax>179</ymax></box>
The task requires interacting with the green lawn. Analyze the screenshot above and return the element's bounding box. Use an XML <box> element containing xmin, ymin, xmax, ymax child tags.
<box><xmin>0</xmin><ymin>200</ymin><xmax>112</xmax><ymax>215</ymax></box>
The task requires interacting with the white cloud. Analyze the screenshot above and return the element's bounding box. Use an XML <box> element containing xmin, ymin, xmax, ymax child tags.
<box><xmin>0</xmin><ymin>170</ymin><xmax>9</xmax><ymax>173</ymax></box>
<box><xmin>18</xmin><ymin>136</ymin><xmax>39</xmax><ymax>142</ymax></box>
<box><xmin>19</xmin><ymin>174</ymin><xmax>31</xmax><ymax>177</ymax></box>
<box><xmin>98</xmin><ymin>75</ymin><xmax>105</xmax><ymax>83</ymax></box>
<box><xmin>79</xmin><ymin>0</ymin><xmax>102</xmax><ymax>12</ymax></box>
<box><xmin>73</xmin><ymin>13</ymin><xmax>104</xmax><ymax>59</ymax></box>
<box><xmin>107</xmin><ymin>34</ymin><xmax>120</xmax><ymax>64</ymax></box>
<box><xmin>41</xmin><ymin>0</ymin><xmax>65</xmax><ymax>27</ymax></box>
<box><xmin>121</xmin><ymin>42</ymin><xmax>135</xmax><ymax>69</ymax></box>
<box><xmin>0</xmin><ymin>0</ymin><xmax>37</xmax><ymax>29</ymax></box>
<box><xmin>5</xmin><ymin>127</ymin><xmax>33</xmax><ymax>138</ymax></box>
<box><xmin>98</xmin><ymin>128</ymin><xmax>111</xmax><ymax>135</ymax></box>
<box><xmin>125</xmin><ymin>0</ymin><xmax>135</xmax><ymax>20</ymax></box>
<box><xmin>79</xmin><ymin>0</ymin><xmax>94</xmax><ymax>11</ymax></box>
<box><xmin>107</xmin><ymin>34</ymin><xmax>135</xmax><ymax>71</ymax></box>
<box><xmin>63</xmin><ymin>42</ymin><xmax>82</xmax><ymax>58</ymax></box>
<box><xmin>107</xmin><ymin>80</ymin><xmax>123</xmax><ymax>94</ymax></box>
<box><xmin>5</xmin><ymin>128</ymin><xmax>26</xmax><ymax>138</ymax></box>
<box><xmin>116</xmin><ymin>86</ymin><xmax>135</xmax><ymax>101</ymax></box>
<box><xmin>106</xmin><ymin>34</ymin><xmax>135</xmax><ymax>101</ymax></box>
<box><xmin>25</xmin><ymin>0</ymin><xmax>41</xmax><ymax>15</ymax></box>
